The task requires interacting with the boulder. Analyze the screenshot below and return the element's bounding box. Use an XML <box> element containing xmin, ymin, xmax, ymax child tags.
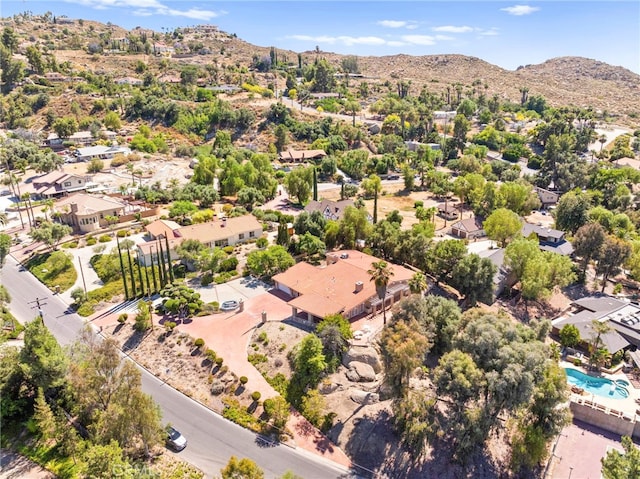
<box><xmin>343</xmin><ymin>345</ymin><xmax>382</xmax><ymax>373</ymax></box>
<box><xmin>350</xmin><ymin>389</ymin><xmax>380</xmax><ymax>405</ymax></box>
<box><xmin>346</xmin><ymin>361</ymin><xmax>376</xmax><ymax>382</ymax></box>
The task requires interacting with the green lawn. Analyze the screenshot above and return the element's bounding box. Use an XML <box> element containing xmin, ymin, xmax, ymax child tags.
<box><xmin>26</xmin><ymin>251</ymin><xmax>77</xmax><ymax>292</ymax></box>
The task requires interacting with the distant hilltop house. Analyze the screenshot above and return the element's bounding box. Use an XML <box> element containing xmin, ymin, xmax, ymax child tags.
<box><xmin>193</xmin><ymin>24</ymin><xmax>218</xmax><ymax>33</ymax></box>
<box><xmin>32</xmin><ymin>171</ymin><xmax>92</xmax><ymax>199</ymax></box>
<box><xmin>534</xmin><ymin>187</ymin><xmax>560</xmax><ymax>208</ymax></box>
<box><xmin>137</xmin><ymin>215</ymin><xmax>263</xmax><ymax>266</ymax></box>
<box><xmin>75</xmin><ymin>145</ymin><xmax>131</xmax><ymax>162</ymax></box>
<box><xmin>304</xmin><ymin>199</ymin><xmax>354</xmax><ymax>221</ymax></box>
<box><xmin>153</xmin><ymin>42</ymin><xmax>174</xmax><ymax>56</ymax></box>
<box><xmin>405</xmin><ymin>140</ymin><xmax>441</xmax><ymax>152</ymax></box>
<box><xmin>273</xmin><ymin>250</ymin><xmax>415</xmax><ymax>325</ymax></box>
<box><xmin>278</xmin><ymin>149</ymin><xmax>326</xmax><ymax>163</ymax></box>
<box><xmin>433</xmin><ymin>111</ymin><xmax>457</xmax><ymax>121</ymax></box>
<box><xmin>54</xmin><ymin>193</ymin><xmax>126</xmax><ymax>233</ymax></box>
<box><xmin>437</xmin><ymin>202</ymin><xmax>459</xmax><ymax>221</ymax></box>
<box><xmin>44</xmin><ymin>130</ymin><xmax>117</xmax><ymax>150</ymax></box>
<box><xmin>115</xmin><ymin>76</ymin><xmax>143</xmax><ymax>86</ymax></box>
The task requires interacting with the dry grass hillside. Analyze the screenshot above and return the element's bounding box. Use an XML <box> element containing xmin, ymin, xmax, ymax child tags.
<box><xmin>3</xmin><ymin>14</ymin><xmax>640</xmax><ymax>125</ymax></box>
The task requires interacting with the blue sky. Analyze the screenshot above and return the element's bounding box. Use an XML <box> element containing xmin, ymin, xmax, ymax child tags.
<box><xmin>3</xmin><ymin>1</ymin><xmax>639</xmax><ymax>73</ymax></box>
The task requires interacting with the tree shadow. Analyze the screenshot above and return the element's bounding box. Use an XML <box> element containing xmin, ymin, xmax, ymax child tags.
<box><xmin>122</xmin><ymin>330</ymin><xmax>146</xmax><ymax>352</ymax></box>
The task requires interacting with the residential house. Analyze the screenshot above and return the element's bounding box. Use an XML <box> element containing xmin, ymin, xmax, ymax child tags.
<box><xmin>144</xmin><ymin>219</ymin><xmax>181</xmax><ymax>240</ymax></box>
<box><xmin>75</xmin><ymin>145</ymin><xmax>131</xmax><ymax>162</ymax></box>
<box><xmin>115</xmin><ymin>77</ymin><xmax>143</xmax><ymax>86</ymax></box>
<box><xmin>534</xmin><ymin>187</ymin><xmax>560</xmax><ymax>208</ymax></box>
<box><xmin>433</xmin><ymin>111</ymin><xmax>457</xmax><ymax>120</ymax></box>
<box><xmin>272</xmin><ymin>250</ymin><xmax>414</xmax><ymax>324</ymax></box>
<box><xmin>137</xmin><ymin>215</ymin><xmax>264</xmax><ymax>266</ymax></box>
<box><xmin>521</xmin><ymin>222</ymin><xmax>574</xmax><ymax>256</ymax></box>
<box><xmin>32</xmin><ymin>171</ymin><xmax>91</xmax><ymax>199</ymax></box>
<box><xmin>304</xmin><ymin>199</ymin><xmax>354</xmax><ymax>221</ymax></box>
<box><xmin>451</xmin><ymin>217</ymin><xmax>485</xmax><ymax>239</ymax></box>
<box><xmin>476</xmin><ymin>247</ymin><xmax>515</xmax><ymax>303</ymax></box>
<box><xmin>405</xmin><ymin>141</ymin><xmax>441</xmax><ymax>152</ymax></box>
<box><xmin>54</xmin><ymin>193</ymin><xmax>126</xmax><ymax>233</ymax></box>
<box><xmin>278</xmin><ymin>149</ymin><xmax>327</xmax><ymax>163</ymax></box>
<box><xmin>153</xmin><ymin>43</ymin><xmax>175</xmax><ymax>56</ymax></box>
<box><xmin>437</xmin><ymin>202</ymin><xmax>459</xmax><ymax>221</ymax></box>
<box><xmin>44</xmin><ymin>72</ymin><xmax>68</xmax><ymax>82</ymax></box>
<box><xmin>551</xmin><ymin>296</ymin><xmax>640</xmax><ymax>355</ymax></box>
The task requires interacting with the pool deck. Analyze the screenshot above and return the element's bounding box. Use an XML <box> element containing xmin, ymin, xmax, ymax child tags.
<box><xmin>562</xmin><ymin>361</ymin><xmax>640</xmax><ymax>418</ymax></box>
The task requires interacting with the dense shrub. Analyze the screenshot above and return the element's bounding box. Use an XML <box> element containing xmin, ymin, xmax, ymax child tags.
<box><xmin>194</xmin><ymin>338</ymin><xmax>205</xmax><ymax>348</ymax></box>
<box><xmin>219</xmin><ymin>257</ymin><xmax>238</xmax><ymax>272</ymax></box>
<box><xmin>99</xmin><ymin>235</ymin><xmax>112</xmax><ymax>243</ymax></box>
<box><xmin>251</xmin><ymin>391</ymin><xmax>261</xmax><ymax>402</ymax></box>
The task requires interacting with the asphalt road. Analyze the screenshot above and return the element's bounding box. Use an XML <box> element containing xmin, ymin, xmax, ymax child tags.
<box><xmin>1</xmin><ymin>255</ymin><xmax>355</xmax><ymax>479</ymax></box>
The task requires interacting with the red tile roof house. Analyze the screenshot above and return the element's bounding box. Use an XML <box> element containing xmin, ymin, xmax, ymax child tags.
<box><xmin>272</xmin><ymin>250</ymin><xmax>414</xmax><ymax>325</ymax></box>
<box><xmin>137</xmin><ymin>215</ymin><xmax>263</xmax><ymax>266</ymax></box>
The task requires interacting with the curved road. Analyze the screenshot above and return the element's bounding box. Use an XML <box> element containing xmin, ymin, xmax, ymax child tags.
<box><xmin>1</xmin><ymin>255</ymin><xmax>355</xmax><ymax>479</ymax></box>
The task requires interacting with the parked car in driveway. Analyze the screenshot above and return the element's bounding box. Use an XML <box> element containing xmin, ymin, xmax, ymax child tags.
<box><xmin>166</xmin><ymin>426</ymin><xmax>187</xmax><ymax>451</ymax></box>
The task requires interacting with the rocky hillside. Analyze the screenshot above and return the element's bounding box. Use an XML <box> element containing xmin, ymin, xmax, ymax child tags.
<box><xmin>3</xmin><ymin>14</ymin><xmax>640</xmax><ymax>125</ymax></box>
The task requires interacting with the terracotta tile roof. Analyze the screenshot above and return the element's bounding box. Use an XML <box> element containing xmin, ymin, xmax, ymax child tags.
<box><xmin>145</xmin><ymin>219</ymin><xmax>181</xmax><ymax>239</ymax></box>
<box><xmin>278</xmin><ymin>149</ymin><xmax>327</xmax><ymax>161</ymax></box>
<box><xmin>138</xmin><ymin>237</ymin><xmax>183</xmax><ymax>255</ymax></box>
<box><xmin>273</xmin><ymin>250</ymin><xmax>414</xmax><ymax>319</ymax></box>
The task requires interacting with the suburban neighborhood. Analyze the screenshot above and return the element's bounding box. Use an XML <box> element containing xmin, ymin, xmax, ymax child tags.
<box><xmin>1</xmin><ymin>6</ymin><xmax>640</xmax><ymax>479</ymax></box>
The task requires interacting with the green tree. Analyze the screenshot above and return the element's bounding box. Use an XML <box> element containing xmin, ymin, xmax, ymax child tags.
<box><xmin>29</xmin><ymin>221</ymin><xmax>71</xmax><ymax>250</ymax></box>
<box><xmin>288</xmin><ymin>334</ymin><xmax>326</xmax><ymax>406</ymax></box>
<box><xmin>19</xmin><ymin>318</ymin><xmax>68</xmax><ymax>396</ymax></box>
<box><xmin>25</xmin><ymin>45</ymin><xmax>45</xmax><ymax>74</ymax></box>
<box><xmin>554</xmin><ymin>190</ymin><xmax>591</xmax><ymax>234</ymax></box>
<box><xmin>103</xmin><ymin>111</ymin><xmax>121</xmax><ymax>130</ymax></box>
<box><xmin>52</xmin><ymin>117</ymin><xmax>78</xmax><ymax>138</ymax></box>
<box><xmin>484</xmin><ymin>207</ymin><xmax>521</xmax><ymax>247</ymax></box>
<box><xmin>559</xmin><ymin>324</ymin><xmax>581</xmax><ymax>349</ymax></box>
<box><xmin>298</xmin><ymin>232</ymin><xmax>325</xmax><ymax>259</ymax></box>
<box><xmin>80</xmin><ymin>440</ymin><xmax>133</xmax><ymax>479</ymax></box>
<box><xmin>434</xmin><ymin>350</ymin><xmax>484</xmax><ymax>410</ymax></box>
<box><xmin>316</xmin><ymin>314</ymin><xmax>352</xmax><ymax>371</ymax></box>
<box><xmin>284</xmin><ymin>166</ymin><xmax>313</xmax><ymax>204</ymax></box>
<box><xmin>368</xmin><ymin>260</ymin><xmax>394</xmax><ymax>325</ymax></box>
<box><xmin>380</xmin><ymin>319</ymin><xmax>430</xmax><ymax>398</ymax></box>
<box><xmin>160</xmin><ymin>283</ymin><xmax>203</xmax><ymax>319</ymax></box>
<box><xmin>237</xmin><ymin>187</ymin><xmax>265</xmax><ymax>212</ymax></box>
<box><xmin>408</xmin><ymin>272</ymin><xmax>428</xmax><ymax>295</ymax></box>
<box><xmin>245</xmin><ymin>245</ymin><xmax>295</xmax><ymax>279</ymax></box>
<box><xmin>601</xmin><ymin>436</ymin><xmax>640</xmax><ymax>479</ymax></box>
<box><xmin>426</xmin><ymin>239</ymin><xmax>466</xmax><ymax>285</ymax></box>
<box><xmin>596</xmin><ymin>236</ymin><xmax>632</xmax><ymax>292</ymax></box>
<box><xmin>391</xmin><ymin>390</ymin><xmax>436</xmax><ymax>460</ymax></box>
<box><xmin>169</xmin><ymin>200</ymin><xmax>199</xmax><ymax>224</ymax></box>
<box><xmin>33</xmin><ymin>387</ymin><xmax>59</xmax><ymax>444</ymax></box>
<box><xmin>300</xmin><ymin>388</ymin><xmax>326</xmax><ymax>427</ymax></box>
<box><xmin>220</xmin><ymin>456</ymin><xmax>265</xmax><ymax>479</ymax></box>
<box><xmin>451</xmin><ymin>253</ymin><xmax>497</xmax><ymax>306</ymax></box>
<box><xmin>0</xmin><ymin>233</ymin><xmax>11</xmax><ymax>267</ymax></box>
<box><xmin>344</xmin><ymin>99</ymin><xmax>361</xmax><ymax>126</ymax></box>
<box><xmin>87</xmin><ymin>158</ymin><xmax>104</xmax><ymax>174</ymax></box>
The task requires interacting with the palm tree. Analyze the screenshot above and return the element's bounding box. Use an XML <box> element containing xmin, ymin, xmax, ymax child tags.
<box><xmin>589</xmin><ymin>319</ymin><xmax>612</xmax><ymax>370</ymax></box>
<box><xmin>41</xmin><ymin>198</ymin><xmax>54</xmax><ymax>222</ymax></box>
<box><xmin>21</xmin><ymin>193</ymin><xmax>34</xmax><ymax>227</ymax></box>
<box><xmin>368</xmin><ymin>260</ymin><xmax>394</xmax><ymax>325</ymax></box>
<box><xmin>408</xmin><ymin>272</ymin><xmax>427</xmax><ymax>296</ymax></box>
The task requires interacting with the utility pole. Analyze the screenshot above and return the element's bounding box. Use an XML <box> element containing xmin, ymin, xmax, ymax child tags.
<box><xmin>28</xmin><ymin>297</ymin><xmax>48</xmax><ymax>320</ymax></box>
<box><xmin>78</xmin><ymin>257</ymin><xmax>88</xmax><ymax>300</ymax></box>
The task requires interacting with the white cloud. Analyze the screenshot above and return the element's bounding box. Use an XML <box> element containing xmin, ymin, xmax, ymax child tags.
<box><xmin>377</xmin><ymin>20</ymin><xmax>418</xmax><ymax>30</ymax></box>
<box><xmin>434</xmin><ymin>35</ymin><xmax>454</xmax><ymax>41</ymax></box>
<box><xmin>288</xmin><ymin>35</ymin><xmax>387</xmax><ymax>46</ymax></box>
<box><xmin>500</xmin><ymin>5</ymin><xmax>540</xmax><ymax>16</ymax></box>
<box><xmin>377</xmin><ymin>20</ymin><xmax>408</xmax><ymax>28</ymax></box>
<box><xmin>387</xmin><ymin>41</ymin><xmax>407</xmax><ymax>47</ymax></box>
<box><xmin>432</xmin><ymin>25</ymin><xmax>473</xmax><ymax>33</ymax></box>
<box><xmin>63</xmin><ymin>0</ymin><xmax>222</xmax><ymax>21</ymax></box>
<box><xmin>478</xmin><ymin>28</ymin><xmax>500</xmax><ymax>36</ymax></box>
<box><xmin>401</xmin><ymin>35</ymin><xmax>437</xmax><ymax>46</ymax></box>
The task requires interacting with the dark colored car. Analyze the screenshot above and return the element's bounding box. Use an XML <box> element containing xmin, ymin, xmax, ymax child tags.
<box><xmin>166</xmin><ymin>426</ymin><xmax>187</xmax><ymax>451</ymax></box>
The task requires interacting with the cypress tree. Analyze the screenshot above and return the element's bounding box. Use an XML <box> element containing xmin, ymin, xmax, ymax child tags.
<box><xmin>137</xmin><ymin>255</ymin><xmax>146</xmax><ymax>297</ymax></box>
<box><xmin>340</xmin><ymin>182</ymin><xmax>345</xmax><ymax>201</ymax></box>
<box><xmin>150</xmin><ymin>251</ymin><xmax>158</xmax><ymax>292</ymax></box>
<box><xmin>373</xmin><ymin>184</ymin><xmax>378</xmax><ymax>224</ymax></box>
<box><xmin>144</xmin><ymin>263</ymin><xmax>151</xmax><ymax>297</ymax></box>
<box><xmin>313</xmin><ymin>167</ymin><xmax>318</xmax><ymax>201</ymax></box>
<box><xmin>157</xmin><ymin>241</ymin><xmax>167</xmax><ymax>286</ymax></box>
<box><xmin>126</xmin><ymin>248</ymin><xmax>137</xmax><ymax>297</ymax></box>
<box><xmin>165</xmin><ymin>236</ymin><xmax>175</xmax><ymax>283</ymax></box>
<box><xmin>116</xmin><ymin>237</ymin><xmax>129</xmax><ymax>300</ymax></box>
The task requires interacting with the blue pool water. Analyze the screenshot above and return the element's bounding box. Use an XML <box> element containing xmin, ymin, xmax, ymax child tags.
<box><xmin>565</xmin><ymin>368</ymin><xmax>629</xmax><ymax>399</ymax></box>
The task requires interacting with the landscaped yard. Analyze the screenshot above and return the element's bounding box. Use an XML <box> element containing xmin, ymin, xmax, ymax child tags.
<box><xmin>26</xmin><ymin>251</ymin><xmax>77</xmax><ymax>292</ymax></box>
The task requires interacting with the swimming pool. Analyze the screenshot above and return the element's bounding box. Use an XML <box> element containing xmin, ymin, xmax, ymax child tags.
<box><xmin>565</xmin><ymin>368</ymin><xmax>629</xmax><ymax>399</ymax></box>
